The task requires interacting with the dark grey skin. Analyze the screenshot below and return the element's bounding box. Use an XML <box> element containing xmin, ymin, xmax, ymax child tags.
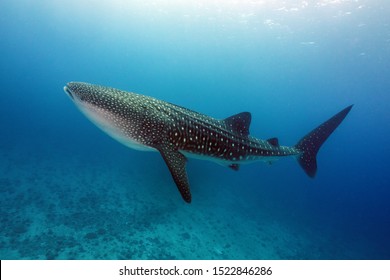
<box><xmin>64</xmin><ymin>82</ymin><xmax>352</xmax><ymax>203</ymax></box>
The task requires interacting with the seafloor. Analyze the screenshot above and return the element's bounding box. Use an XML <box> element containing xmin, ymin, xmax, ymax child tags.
<box><xmin>0</xmin><ymin>141</ymin><xmax>384</xmax><ymax>260</ymax></box>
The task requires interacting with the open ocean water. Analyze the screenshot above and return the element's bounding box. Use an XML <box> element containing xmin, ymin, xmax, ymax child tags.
<box><xmin>0</xmin><ymin>0</ymin><xmax>389</xmax><ymax>260</ymax></box>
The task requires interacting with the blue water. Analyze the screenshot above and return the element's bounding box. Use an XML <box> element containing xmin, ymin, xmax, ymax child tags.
<box><xmin>0</xmin><ymin>0</ymin><xmax>389</xmax><ymax>260</ymax></box>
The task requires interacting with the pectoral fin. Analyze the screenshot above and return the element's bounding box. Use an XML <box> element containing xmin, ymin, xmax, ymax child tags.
<box><xmin>158</xmin><ymin>143</ymin><xmax>192</xmax><ymax>203</ymax></box>
<box><xmin>228</xmin><ymin>164</ymin><xmax>240</xmax><ymax>171</ymax></box>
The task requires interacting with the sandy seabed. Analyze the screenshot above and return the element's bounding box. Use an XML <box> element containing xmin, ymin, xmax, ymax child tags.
<box><xmin>0</xmin><ymin>145</ymin><xmax>376</xmax><ymax>260</ymax></box>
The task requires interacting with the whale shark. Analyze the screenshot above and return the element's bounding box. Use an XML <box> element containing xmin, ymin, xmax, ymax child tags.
<box><xmin>64</xmin><ymin>82</ymin><xmax>352</xmax><ymax>203</ymax></box>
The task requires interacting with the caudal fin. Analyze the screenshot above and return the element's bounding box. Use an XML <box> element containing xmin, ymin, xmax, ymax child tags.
<box><xmin>295</xmin><ymin>105</ymin><xmax>353</xmax><ymax>177</ymax></box>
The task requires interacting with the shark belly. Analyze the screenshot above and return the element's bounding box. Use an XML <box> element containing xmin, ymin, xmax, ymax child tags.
<box><xmin>181</xmin><ymin>149</ymin><xmax>286</xmax><ymax>167</ymax></box>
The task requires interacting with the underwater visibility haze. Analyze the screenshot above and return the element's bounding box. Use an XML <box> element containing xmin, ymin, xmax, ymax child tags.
<box><xmin>0</xmin><ymin>0</ymin><xmax>389</xmax><ymax>259</ymax></box>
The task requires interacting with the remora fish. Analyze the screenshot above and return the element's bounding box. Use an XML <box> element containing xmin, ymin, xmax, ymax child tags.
<box><xmin>64</xmin><ymin>82</ymin><xmax>352</xmax><ymax>203</ymax></box>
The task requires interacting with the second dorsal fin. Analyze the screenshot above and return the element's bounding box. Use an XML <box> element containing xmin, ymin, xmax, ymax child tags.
<box><xmin>224</xmin><ymin>112</ymin><xmax>251</xmax><ymax>136</ymax></box>
<box><xmin>267</xmin><ymin>137</ymin><xmax>279</xmax><ymax>147</ymax></box>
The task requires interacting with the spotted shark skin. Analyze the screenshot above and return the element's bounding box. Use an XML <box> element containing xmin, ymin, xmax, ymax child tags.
<box><xmin>64</xmin><ymin>82</ymin><xmax>353</xmax><ymax>203</ymax></box>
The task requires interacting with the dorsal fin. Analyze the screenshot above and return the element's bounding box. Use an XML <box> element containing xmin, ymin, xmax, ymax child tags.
<box><xmin>267</xmin><ymin>137</ymin><xmax>279</xmax><ymax>147</ymax></box>
<box><xmin>224</xmin><ymin>112</ymin><xmax>251</xmax><ymax>136</ymax></box>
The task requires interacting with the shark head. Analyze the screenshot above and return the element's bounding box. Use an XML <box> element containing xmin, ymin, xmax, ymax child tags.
<box><xmin>64</xmin><ymin>82</ymin><xmax>155</xmax><ymax>151</ymax></box>
<box><xmin>64</xmin><ymin>82</ymin><xmax>120</xmax><ymax>134</ymax></box>
<box><xmin>64</xmin><ymin>82</ymin><xmax>114</xmax><ymax>111</ymax></box>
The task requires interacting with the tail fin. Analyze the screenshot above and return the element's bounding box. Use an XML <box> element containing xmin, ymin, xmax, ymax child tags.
<box><xmin>295</xmin><ymin>105</ymin><xmax>353</xmax><ymax>177</ymax></box>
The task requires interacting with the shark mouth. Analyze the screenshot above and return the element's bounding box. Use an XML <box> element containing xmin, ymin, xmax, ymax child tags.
<box><xmin>64</xmin><ymin>86</ymin><xmax>74</xmax><ymax>100</ymax></box>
